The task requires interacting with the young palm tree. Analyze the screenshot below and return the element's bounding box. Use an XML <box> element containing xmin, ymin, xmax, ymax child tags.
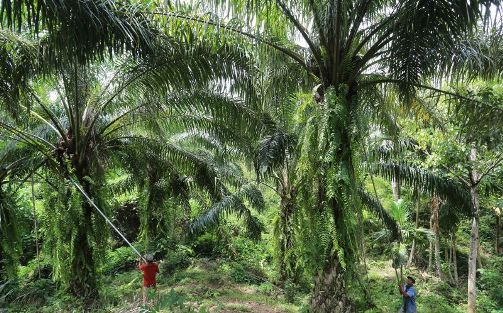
<box><xmin>116</xmin><ymin>125</ymin><xmax>266</xmax><ymax>250</ymax></box>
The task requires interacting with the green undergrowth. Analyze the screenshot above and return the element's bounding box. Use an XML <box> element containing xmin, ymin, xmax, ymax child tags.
<box><xmin>356</xmin><ymin>259</ymin><xmax>503</xmax><ymax>313</ymax></box>
<box><xmin>5</xmin><ymin>255</ymin><xmax>503</xmax><ymax>312</ymax></box>
<box><xmin>6</xmin><ymin>257</ymin><xmax>303</xmax><ymax>313</ymax></box>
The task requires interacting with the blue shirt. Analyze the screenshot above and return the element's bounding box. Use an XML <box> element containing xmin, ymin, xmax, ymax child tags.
<box><xmin>404</xmin><ymin>285</ymin><xmax>417</xmax><ymax>313</ymax></box>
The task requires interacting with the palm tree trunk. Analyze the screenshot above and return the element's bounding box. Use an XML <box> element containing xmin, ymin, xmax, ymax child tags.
<box><xmin>432</xmin><ymin>195</ymin><xmax>443</xmax><ymax>279</ymax></box>
<box><xmin>468</xmin><ymin>147</ymin><xmax>480</xmax><ymax>313</ymax></box>
<box><xmin>278</xmin><ymin>190</ymin><xmax>296</xmax><ymax>284</ymax></box>
<box><xmin>31</xmin><ymin>175</ymin><xmax>41</xmax><ymax>279</ymax></box>
<box><xmin>496</xmin><ymin>209</ymin><xmax>501</xmax><ymax>255</ymax></box>
<box><xmin>447</xmin><ymin>236</ymin><xmax>454</xmax><ymax>282</ymax></box>
<box><xmin>452</xmin><ymin>233</ymin><xmax>459</xmax><ymax>284</ymax></box>
<box><xmin>407</xmin><ymin>239</ymin><xmax>417</xmax><ymax>268</ymax></box>
<box><xmin>428</xmin><ymin>213</ymin><xmax>434</xmax><ymax>273</ymax></box>
<box><xmin>311</xmin><ymin>251</ymin><xmax>353</xmax><ymax>313</ymax></box>
<box><xmin>310</xmin><ymin>90</ymin><xmax>356</xmax><ymax>313</ymax></box>
<box><xmin>70</xmin><ymin>199</ymin><xmax>97</xmax><ymax>298</ymax></box>
<box><xmin>69</xmin><ymin>175</ymin><xmax>97</xmax><ymax>298</ymax></box>
<box><xmin>407</xmin><ymin>188</ymin><xmax>420</xmax><ymax>267</ymax></box>
<box><xmin>391</xmin><ymin>176</ymin><xmax>400</xmax><ymax>201</ymax></box>
<box><xmin>310</xmin><ymin>190</ymin><xmax>354</xmax><ymax>313</ymax></box>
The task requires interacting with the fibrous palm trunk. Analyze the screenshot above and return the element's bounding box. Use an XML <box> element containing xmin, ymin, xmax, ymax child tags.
<box><xmin>311</xmin><ymin>255</ymin><xmax>353</xmax><ymax>313</ymax></box>
<box><xmin>311</xmin><ymin>196</ymin><xmax>353</xmax><ymax>313</ymax></box>
<box><xmin>67</xmin><ymin>155</ymin><xmax>100</xmax><ymax>299</ymax></box>
<box><xmin>467</xmin><ymin>147</ymin><xmax>480</xmax><ymax>313</ymax></box>
<box><xmin>69</xmin><ymin>179</ymin><xmax>97</xmax><ymax>298</ymax></box>
<box><xmin>310</xmin><ymin>89</ymin><xmax>356</xmax><ymax>313</ymax></box>
<box><xmin>278</xmin><ymin>189</ymin><xmax>296</xmax><ymax>284</ymax></box>
<box><xmin>431</xmin><ymin>195</ymin><xmax>443</xmax><ymax>279</ymax></box>
<box><xmin>31</xmin><ymin>176</ymin><xmax>41</xmax><ymax>279</ymax></box>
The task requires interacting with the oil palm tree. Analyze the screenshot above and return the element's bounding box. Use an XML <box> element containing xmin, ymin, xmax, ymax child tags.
<box><xmin>115</xmin><ymin>127</ymin><xmax>266</xmax><ymax>250</ymax></box>
<box><xmin>0</xmin><ymin>34</ymin><xmax>256</xmax><ymax>295</ymax></box>
<box><xmin>155</xmin><ymin>1</ymin><xmax>502</xmax><ymax>311</ymax></box>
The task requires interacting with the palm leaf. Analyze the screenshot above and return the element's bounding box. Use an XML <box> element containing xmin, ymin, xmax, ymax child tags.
<box><xmin>358</xmin><ymin>188</ymin><xmax>400</xmax><ymax>241</ymax></box>
<box><xmin>190</xmin><ymin>183</ymin><xmax>265</xmax><ymax>239</ymax></box>
<box><xmin>369</xmin><ymin>161</ymin><xmax>471</xmax><ymax>211</ymax></box>
<box><xmin>0</xmin><ymin>0</ymin><xmax>158</xmax><ymax>64</ymax></box>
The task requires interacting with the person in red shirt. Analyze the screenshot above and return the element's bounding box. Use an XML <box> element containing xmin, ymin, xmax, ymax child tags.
<box><xmin>138</xmin><ymin>254</ymin><xmax>159</xmax><ymax>305</ymax></box>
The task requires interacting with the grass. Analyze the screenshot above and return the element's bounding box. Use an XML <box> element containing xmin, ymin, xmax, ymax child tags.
<box><xmin>97</xmin><ymin>259</ymin><xmax>303</xmax><ymax>313</ymax></box>
<box><xmin>361</xmin><ymin>260</ymin><xmax>465</xmax><ymax>313</ymax></box>
<box><xmin>8</xmin><ymin>257</ymin><xmax>501</xmax><ymax>312</ymax></box>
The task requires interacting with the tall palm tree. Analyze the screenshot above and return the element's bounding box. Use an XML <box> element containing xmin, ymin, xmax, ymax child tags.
<box><xmin>0</xmin><ymin>0</ymin><xmax>270</xmax><ymax>295</ymax></box>
<box><xmin>155</xmin><ymin>1</ymin><xmax>502</xmax><ymax>311</ymax></box>
<box><xmin>0</xmin><ymin>36</ymin><xmax>255</xmax><ymax>295</ymax></box>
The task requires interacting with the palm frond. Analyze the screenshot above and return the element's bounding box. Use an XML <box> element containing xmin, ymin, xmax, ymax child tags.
<box><xmin>254</xmin><ymin>130</ymin><xmax>295</xmax><ymax>180</ymax></box>
<box><xmin>437</xmin><ymin>23</ymin><xmax>503</xmax><ymax>82</ymax></box>
<box><xmin>190</xmin><ymin>183</ymin><xmax>265</xmax><ymax>239</ymax></box>
<box><xmin>358</xmin><ymin>188</ymin><xmax>400</xmax><ymax>241</ymax></box>
<box><xmin>0</xmin><ymin>0</ymin><xmax>158</xmax><ymax>65</ymax></box>
<box><xmin>0</xmin><ymin>29</ymin><xmax>37</xmax><ymax>118</ymax></box>
<box><xmin>387</xmin><ymin>0</ymin><xmax>490</xmax><ymax>98</ymax></box>
<box><xmin>0</xmin><ymin>184</ymin><xmax>22</xmax><ymax>278</ymax></box>
<box><xmin>366</xmin><ymin>136</ymin><xmax>421</xmax><ymax>164</ymax></box>
<box><xmin>369</xmin><ymin>161</ymin><xmax>471</xmax><ymax>210</ymax></box>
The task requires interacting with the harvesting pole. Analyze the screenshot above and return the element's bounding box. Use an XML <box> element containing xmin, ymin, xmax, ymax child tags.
<box><xmin>68</xmin><ymin>177</ymin><xmax>146</xmax><ymax>263</ymax></box>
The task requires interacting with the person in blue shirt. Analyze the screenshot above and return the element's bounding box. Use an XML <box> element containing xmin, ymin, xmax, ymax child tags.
<box><xmin>398</xmin><ymin>276</ymin><xmax>417</xmax><ymax>313</ymax></box>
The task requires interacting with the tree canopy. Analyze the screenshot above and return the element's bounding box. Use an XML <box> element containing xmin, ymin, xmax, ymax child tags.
<box><xmin>1</xmin><ymin>1</ymin><xmax>503</xmax><ymax>313</ymax></box>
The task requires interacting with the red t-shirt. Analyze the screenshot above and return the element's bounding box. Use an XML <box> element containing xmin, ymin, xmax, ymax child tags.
<box><xmin>139</xmin><ymin>262</ymin><xmax>159</xmax><ymax>287</ymax></box>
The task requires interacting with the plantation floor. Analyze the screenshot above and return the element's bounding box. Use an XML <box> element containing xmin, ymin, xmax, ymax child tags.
<box><xmin>108</xmin><ymin>259</ymin><xmax>464</xmax><ymax>313</ymax></box>
<box><xmin>108</xmin><ymin>259</ymin><xmax>302</xmax><ymax>313</ymax></box>
<box><xmin>11</xmin><ymin>258</ymin><xmax>486</xmax><ymax>312</ymax></box>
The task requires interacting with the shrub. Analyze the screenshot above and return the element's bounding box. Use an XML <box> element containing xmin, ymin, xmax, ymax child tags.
<box><xmin>18</xmin><ymin>256</ymin><xmax>53</xmax><ymax>282</ymax></box>
<box><xmin>0</xmin><ymin>280</ymin><xmax>15</xmax><ymax>308</ymax></box>
<box><xmin>284</xmin><ymin>279</ymin><xmax>298</xmax><ymax>303</ymax></box>
<box><xmin>160</xmin><ymin>245</ymin><xmax>194</xmax><ymax>276</ymax></box>
<box><xmin>257</xmin><ymin>282</ymin><xmax>276</xmax><ymax>295</ymax></box>
<box><xmin>11</xmin><ymin>278</ymin><xmax>56</xmax><ymax>308</ymax></box>
<box><xmin>223</xmin><ymin>261</ymin><xmax>265</xmax><ymax>285</ymax></box>
<box><xmin>101</xmin><ymin>246</ymin><xmax>137</xmax><ymax>275</ymax></box>
<box><xmin>193</xmin><ymin>233</ymin><xmax>218</xmax><ymax>257</ymax></box>
<box><xmin>478</xmin><ymin>256</ymin><xmax>503</xmax><ymax>310</ymax></box>
<box><xmin>154</xmin><ymin>289</ymin><xmax>209</xmax><ymax>313</ymax></box>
